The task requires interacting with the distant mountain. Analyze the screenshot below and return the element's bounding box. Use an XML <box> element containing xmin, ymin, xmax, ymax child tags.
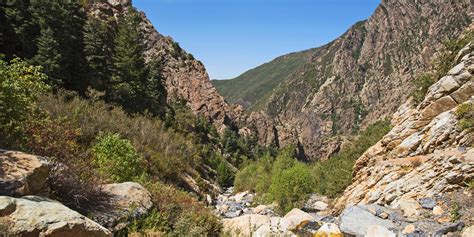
<box><xmin>221</xmin><ymin>0</ymin><xmax>473</xmax><ymax>160</ymax></box>
<box><xmin>212</xmin><ymin>49</ymin><xmax>313</xmax><ymax>111</ymax></box>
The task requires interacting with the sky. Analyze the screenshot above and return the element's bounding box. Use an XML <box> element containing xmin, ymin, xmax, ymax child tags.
<box><xmin>133</xmin><ymin>0</ymin><xmax>381</xmax><ymax>79</ymax></box>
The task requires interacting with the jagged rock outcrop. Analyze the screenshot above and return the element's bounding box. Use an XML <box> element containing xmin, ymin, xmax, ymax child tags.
<box><xmin>334</xmin><ymin>43</ymin><xmax>474</xmax><ymax>212</ymax></box>
<box><xmin>0</xmin><ymin>150</ymin><xmax>49</xmax><ymax>197</ymax></box>
<box><xmin>0</xmin><ymin>148</ymin><xmax>154</xmax><ymax>234</ymax></box>
<box><xmin>0</xmin><ymin>196</ymin><xmax>111</xmax><ymax>236</ymax></box>
<box><xmin>230</xmin><ymin>0</ymin><xmax>472</xmax><ymax>160</ymax></box>
<box><xmin>89</xmin><ymin>0</ymin><xmax>236</xmax><ymax>132</ymax></box>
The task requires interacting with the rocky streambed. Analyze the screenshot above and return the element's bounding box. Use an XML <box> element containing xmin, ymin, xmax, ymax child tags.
<box><xmin>214</xmin><ymin>188</ymin><xmax>474</xmax><ymax>236</ymax></box>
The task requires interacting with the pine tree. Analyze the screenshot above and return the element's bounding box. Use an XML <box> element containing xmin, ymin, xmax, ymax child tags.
<box><xmin>84</xmin><ymin>17</ymin><xmax>112</xmax><ymax>92</ymax></box>
<box><xmin>31</xmin><ymin>27</ymin><xmax>62</xmax><ymax>86</ymax></box>
<box><xmin>110</xmin><ymin>8</ymin><xmax>148</xmax><ymax>111</ymax></box>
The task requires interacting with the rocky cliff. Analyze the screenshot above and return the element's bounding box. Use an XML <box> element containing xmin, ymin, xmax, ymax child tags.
<box><xmin>217</xmin><ymin>43</ymin><xmax>474</xmax><ymax>237</ymax></box>
<box><xmin>334</xmin><ymin>42</ymin><xmax>474</xmax><ymax>213</ymax></box>
<box><xmin>225</xmin><ymin>0</ymin><xmax>473</xmax><ymax>160</ymax></box>
<box><xmin>89</xmin><ymin>0</ymin><xmax>234</xmax><ymax>132</ymax></box>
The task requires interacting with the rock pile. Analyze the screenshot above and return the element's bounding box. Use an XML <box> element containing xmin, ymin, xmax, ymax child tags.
<box><xmin>0</xmin><ymin>150</ymin><xmax>153</xmax><ymax>236</ymax></box>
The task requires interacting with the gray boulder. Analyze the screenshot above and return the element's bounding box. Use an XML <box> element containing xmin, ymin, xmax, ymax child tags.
<box><xmin>0</xmin><ymin>196</ymin><xmax>111</xmax><ymax>236</ymax></box>
<box><xmin>339</xmin><ymin>205</ymin><xmax>397</xmax><ymax>236</ymax></box>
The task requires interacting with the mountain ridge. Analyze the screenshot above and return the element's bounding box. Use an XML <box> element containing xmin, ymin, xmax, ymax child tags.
<box><xmin>224</xmin><ymin>0</ymin><xmax>473</xmax><ymax>160</ymax></box>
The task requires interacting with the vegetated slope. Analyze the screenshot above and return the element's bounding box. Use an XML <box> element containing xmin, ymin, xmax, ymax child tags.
<box><xmin>212</xmin><ymin>49</ymin><xmax>313</xmax><ymax>111</ymax></box>
<box><xmin>235</xmin><ymin>0</ymin><xmax>473</xmax><ymax>161</ymax></box>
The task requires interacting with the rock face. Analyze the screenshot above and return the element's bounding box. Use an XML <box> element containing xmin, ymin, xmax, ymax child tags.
<box><xmin>334</xmin><ymin>44</ymin><xmax>474</xmax><ymax>212</ymax></box>
<box><xmin>0</xmin><ymin>150</ymin><xmax>49</xmax><ymax>197</ymax></box>
<box><xmin>88</xmin><ymin>1</ymin><xmax>236</xmax><ymax>133</ymax></box>
<box><xmin>224</xmin><ymin>0</ymin><xmax>472</xmax><ymax>160</ymax></box>
<box><xmin>0</xmin><ymin>196</ymin><xmax>111</xmax><ymax>236</ymax></box>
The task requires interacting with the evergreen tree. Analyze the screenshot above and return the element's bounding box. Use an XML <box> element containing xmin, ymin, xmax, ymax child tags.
<box><xmin>31</xmin><ymin>27</ymin><xmax>62</xmax><ymax>86</ymax></box>
<box><xmin>1</xmin><ymin>0</ymin><xmax>37</xmax><ymax>59</ymax></box>
<box><xmin>84</xmin><ymin>17</ymin><xmax>112</xmax><ymax>92</ymax></box>
<box><xmin>110</xmin><ymin>8</ymin><xmax>148</xmax><ymax>112</ymax></box>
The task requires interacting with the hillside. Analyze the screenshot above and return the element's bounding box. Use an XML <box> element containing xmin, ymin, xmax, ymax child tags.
<box><xmin>222</xmin><ymin>43</ymin><xmax>474</xmax><ymax>236</ymax></box>
<box><xmin>212</xmin><ymin>48</ymin><xmax>313</xmax><ymax>111</ymax></box>
<box><xmin>234</xmin><ymin>0</ymin><xmax>473</xmax><ymax>160</ymax></box>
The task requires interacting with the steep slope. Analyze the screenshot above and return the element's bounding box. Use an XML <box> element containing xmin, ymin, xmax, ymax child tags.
<box><xmin>89</xmin><ymin>0</ymin><xmax>234</xmax><ymax>131</ymax></box>
<box><xmin>237</xmin><ymin>0</ymin><xmax>472</xmax><ymax>160</ymax></box>
<box><xmin>334</xmin><ymin>41</ymin><xmax>473</xmax><ymax>217</ymax></box>
<box><xmin>212</xmin><ymin>49</ymin><xmax>313</xmax><ymax>110</ymax></box>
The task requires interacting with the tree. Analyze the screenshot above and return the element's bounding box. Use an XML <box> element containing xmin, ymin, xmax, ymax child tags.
<box><xmin>0</xmin><ymin>57</ymin><xmax>49</xmax><ymax>145</ymax></box>
<box><xmin>110</xmin><ymin>8</ymin><xmax>148</xmax><ymax>111</ymax></box>
<box><xmin>84</xmin><ymin>17</ymin><xmax>112</xmax><ymax>92</ymax></box>
<box><xmin>31</xmin><ymin>27</ymin><xmax>62</xmax><ymax>86</ymax></box>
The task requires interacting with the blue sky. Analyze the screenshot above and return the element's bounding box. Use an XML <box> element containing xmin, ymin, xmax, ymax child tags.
<box><xmin>134</xmin><ymin>0</ymin><xmax>381</xmax><ymax>79</ymax></box>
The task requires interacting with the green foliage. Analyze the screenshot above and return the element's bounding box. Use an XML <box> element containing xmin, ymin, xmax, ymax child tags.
<box><xmin>411</xmin><ymin>31</ymin><xmax>474</xmax><ymax>104</ymax></box>
<box><xmin>212</xmin><ymin>49</ymin><xmax>312</xmax><ymax>111</ymax></box>
<box><xmin>313</xmin><ymin>119</ymin><xmax>392</xmax><ymax>197</ymax></box>
<box><xmin>216</xmin><ymin>159</ymin><xmax>235</xmax><ymax>188</ymax></box>
<box><xmin>234</xmin><ymin>120</ymin><xmax>391</xmax><ymax>213</ymax></box>
<box><xmin>92</xmin><ymin>133</ymin><xmax>142</xmax><ymax>182</ymax></box>
<box><xmin>268</xmin><ymin>163</ymin><xmax>314</xmax><ymax>214</ymax></box>
<box><xmin>0</xmin><ymin>57</ymin><xmax>49</xmax><ymax>145</ymax></box>
<box><xmin>83</xmin><ymin>17</ymin><xmax>112</xmax><ymax>92</ymax></box>
<box><xmin>110</xmin><ymin>9</ymin><xmax>148</xmax><ymax>111</ymax></box>
<box><xmin>456</xmin><ymin>103</ymin><xmax>474</xmax><ymax>131</ymax></box>
<box><xmin>129</xmin><ymin>180</ymin><xmax>222</xmax><ymax>236</ymax></box>
<box><xmin>31</xmin><ymin>27</ymin><xmax>62</xmax><ymax>85</ymax></box>
<box><xmin>450</xmin><ymin>202</ymin><xmax>461</xmax><ymax>222</ymax></box>
<box><xmin>234</xmin><ymin>147</ymin><xmax>314</xmax><ymax>214</ymax></box>
<box><xmin>234</xmin><ymin>153</ymin><xmax>273</xmax><ymax>194</ymax></box>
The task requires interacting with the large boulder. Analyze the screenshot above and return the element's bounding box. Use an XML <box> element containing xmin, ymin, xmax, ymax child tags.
<box><xmin>0</xmin><ymin>196</ymin><xmax>111</xmax><ymax>236</ymax></box>
<box><xmin>339</xmin><ymin>206</ymin><xmax>396</xmax><ymax>236</ymax></box>
<box><xmin>0</xmin><ymin>150</ymin><xmax>50</xmax><ymax>197</ymax></box>
<box><xmin>90</xmin><ymin>182</ymin><xmax>153</xmax><ymax>231</ymax></box>
<box><xmin>281</xmin><ymin>208</ymin><xmax>315</xmax><ymax>231</ymax></box>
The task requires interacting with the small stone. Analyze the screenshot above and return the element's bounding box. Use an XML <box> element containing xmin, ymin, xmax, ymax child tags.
<box><xmin>402</xmin><ymin>224</ymin><xmax>416</xmax><ymax>235</ymax></box>
<box><xmin>312</xmin><ymin>201</ymin><xmax>329</xmax><ymax>211</ymax></box>
<box><xmin>433</xmin><ymin>206</ymin><xmax>444</xmax><ymax>215</ymax></box>
<box><xmin>394</xmin><ymin>197</ymin><xmax>422</xmax><ymax>218</ymax></box>
<box><xmin>462</xmin><ymin>226</ymin><xmax>474</xmax><ymax>237</ymax></box>
<box><xmin>315</xmin><ymin>223</ymin><xmax>342</xmax><ymax>237</ymax></box>
<box><xmin>379</xmin><ymin>212</ymin><xmax>389</xmax><ymax>219</ymax></box>
<box><xmin>446</xmin><ymin>172</ymin><xmax>463</xmax><ymax>184</ymax></box>
<box><xmin>437</xmin><ymin>217</ymin><xmax>451</xmax><ymax>223</ymax></box>
<box><xmin>418</xmin><ymin>198</ymin><xmax>436</xmax><ymax>209</ymax></box>
<box><xmin>448</xmin><ymin>156</ymin><xmax>462</xmax><ymax>164</ymax></box>
<box><xmin>434</xmin><ymin>222</ymin><xmax>465</xmax><ymax>236</ymax></box>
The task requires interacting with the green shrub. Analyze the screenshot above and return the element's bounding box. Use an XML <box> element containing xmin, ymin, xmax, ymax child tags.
<box><xmin>312</xmin><ymin>119</ymin><xmax>391</xmax><ymax>197</ymax></box>
<box><xmin>234</xmin><ymin>153</ymin><xmax>273</xmax><ymax>194</ymax></box>
<box><xmin>0</xmin><ymin>57</ymin><xmax>49</xmax><ymax>145</ymax></box>
<box><xmin>92</xmin><ymin>133</ymin><xmax>142</xmax><ymax>182</ymax></box>
<box><xmin>217</xmin><ymin>159</ymin><xmax>234</xmax><ymax>188</ymax></box>
<box><xmin>133</xmin><ymin>180</ymin><xmax>222</xmax><ymax>236</ymax></box>
<box><xmin>268</xmin><ymin>163</ymin><xmax>315</xmax><ymax>214</ymax></box>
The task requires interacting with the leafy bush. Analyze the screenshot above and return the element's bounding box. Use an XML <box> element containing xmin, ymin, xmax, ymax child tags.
<box><xmin>216</xmin><ymin>159</ymin><xmax>234</xmax><ymax>188</ymax></box>
<box><xmin>92</xmin><ymin>133</ymin><xmax>143</xmax><ymax>182</ymax></box>
<box><xmin>128</xmin><ymin>180</ymin><xmax>222</xmax><ymax>236</ymax></box>
<box><xmin>268</xmin><ymin>163</ymin><xmax>315</xmax><ymax>214</ymax></box>
<box><xmin>0</xmin><ymin>57</ymin><xmax>49</xmax><ymax>145</ymax></box>
<box><xmin>234</xmin><ymin>153</ymin><xmax>273</xmax><ymax>194</ymax></box>
<box><xmin>312</xmin><ymin>119</ymin><xmax>391</xmax><ymax>197</ymax></box>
